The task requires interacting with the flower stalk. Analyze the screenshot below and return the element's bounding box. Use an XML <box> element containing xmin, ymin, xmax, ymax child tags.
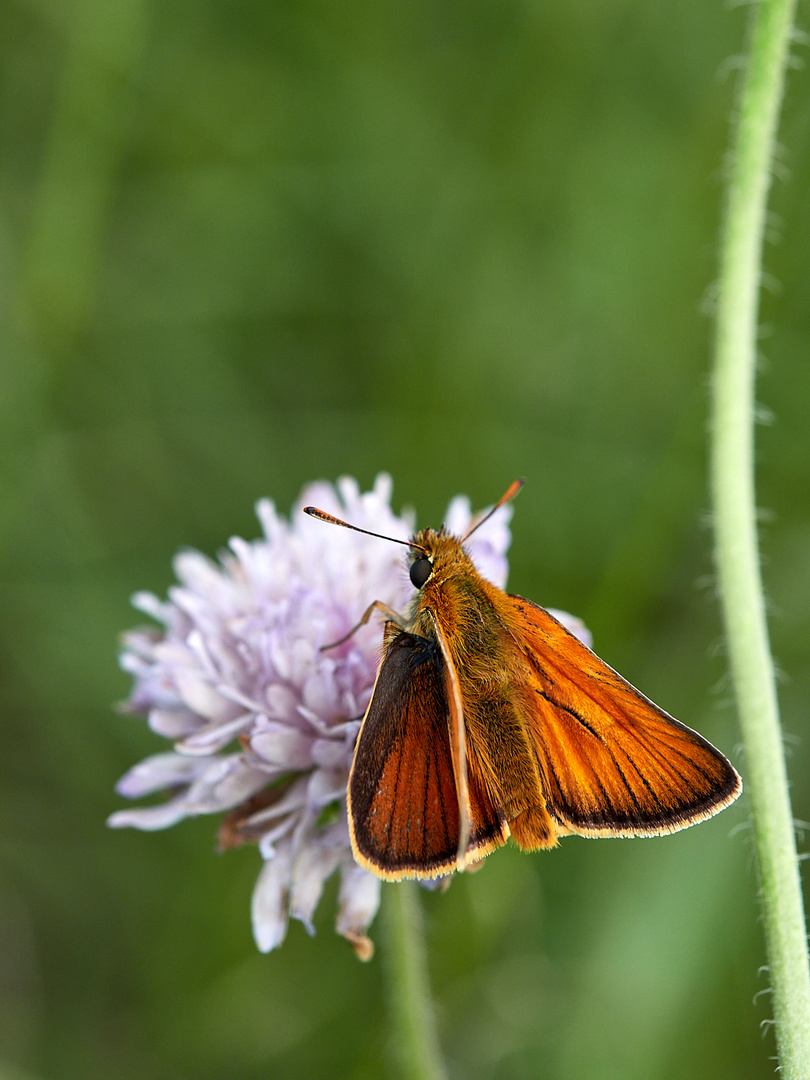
<box><xmin>710</xmin><ymin>0</ymin><xmax>810</xmax><ymax>1074</ymax></box>
<box><xmin>383</xmin><ymin>883</ymin><xmax>448</xmax><ymax>1080</ymax></box>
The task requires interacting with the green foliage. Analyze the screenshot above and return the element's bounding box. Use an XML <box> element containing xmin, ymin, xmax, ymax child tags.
<box><xmin>1</xmin><ymin>1</ymin><xmax>808</xmax><ymax>1077</ymax></box>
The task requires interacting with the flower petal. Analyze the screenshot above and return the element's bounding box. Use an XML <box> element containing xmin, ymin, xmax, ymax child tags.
<box><xmin>107</xmin><ymin>799</ymin><xmax>191</xmax><ymax>831</ymax></box>
<box><xmin>335</xmin><ymin>859</ymin><xmax>381</xmax><ymax>962</ymax></box>
<box><xmin>172</xmin><ymin>668</ymin><xmax>236</xmax><ymax>725</ymax></box>
<box><xmin>289</xmin><ymin>837</ymin><xmax>343</xmax><ymax>935</ymax></box>
<box><xmin>175</xmin><ymin>712</ymin><xmax>254</xmax><ymax>755</ymax></box>
<box><xmin>147</xmin><ymin>707</ymin><xmax>200</xmax><ymax>739</ymax></box>
<box><xmin>251</xmin><ymin>842</ymin><xmax>294</xmax><ymax>952</ymax></box>
<box><xmin>183</xmin><ymin>757</ymin><xmax>269</xmax><ymax>814</ymax></box>
<box><xmin>249</xmin><ymin>723</ymin><xmax>314</xmax><ymax>771</ymax></box>
<box><xmin>114</xmin><ymin>752</ymin><xmax>209</xmax><ymax>798</ymax></box>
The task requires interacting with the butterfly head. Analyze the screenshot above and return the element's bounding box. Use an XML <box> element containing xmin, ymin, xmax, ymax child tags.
<box><xmin>407</xmin><ymin>529</ymin><xmax>472</xmax><ymax>591</ymax></box>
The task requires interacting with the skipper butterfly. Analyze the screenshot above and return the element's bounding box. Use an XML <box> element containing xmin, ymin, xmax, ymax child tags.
<box><xmin>305</xmin><ymin>481</ymin><xmax>741</xmax><ymax>880</ymax></box>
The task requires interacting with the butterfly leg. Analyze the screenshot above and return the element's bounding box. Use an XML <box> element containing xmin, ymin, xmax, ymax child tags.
<box><xmin>321</xmin><ymin>600</ymin><xmax>407</xmax><ymax>651</ymax></box>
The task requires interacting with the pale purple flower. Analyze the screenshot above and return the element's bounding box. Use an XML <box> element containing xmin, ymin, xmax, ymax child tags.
<box><xmin>109</xmin><ymin>474</ymin><xmax>588</xmax><ymax>959</ymax></box>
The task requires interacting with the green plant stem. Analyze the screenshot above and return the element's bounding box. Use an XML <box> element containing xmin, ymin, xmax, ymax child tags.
<box><xmin>382</xmin><ymin>882</ymin><xmax>448</xmax><ymax>1080</ymax></box>
<box><xmin>711</xmin><ymin>0</ymin><xmax>810</xmax><ymax>1076</ymax></box>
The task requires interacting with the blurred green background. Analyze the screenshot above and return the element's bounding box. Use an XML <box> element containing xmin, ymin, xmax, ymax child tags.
<box><xmin>2</xmin><ymin>1</ymin><xmax>809</xmax><ymax>1077</ymax></box>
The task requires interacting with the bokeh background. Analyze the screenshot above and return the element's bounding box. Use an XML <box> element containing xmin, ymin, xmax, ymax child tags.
<box><xmin>2</xmin><ymin>1</ymin><xmax>809</xmax><ymax>1078</ymax></box>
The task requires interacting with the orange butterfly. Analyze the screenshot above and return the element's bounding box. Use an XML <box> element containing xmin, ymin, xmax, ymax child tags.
<box><xmin>304</xmin><ymin>481</ymin><xmax>741</xmax><ymax>880</ymax></box>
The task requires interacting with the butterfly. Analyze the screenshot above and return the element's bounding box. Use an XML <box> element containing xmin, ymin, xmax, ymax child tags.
<box><xmin>304</xmin><ymin>481</ymin><xmax>741</xmax><ymax>880</ymax></box>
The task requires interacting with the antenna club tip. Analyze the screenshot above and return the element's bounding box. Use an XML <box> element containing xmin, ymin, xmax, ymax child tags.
<box><xmin>303</xmin><ymin>506</ymin><xmax>336</xmax><ymax>524</ymax></box>
<box><xmin>501</xmin><ymin>478</ymin><xmax>525</xmax><ymax>504</ymax></box>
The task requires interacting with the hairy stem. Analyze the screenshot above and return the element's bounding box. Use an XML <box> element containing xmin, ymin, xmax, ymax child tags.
<box><xmin>710</xmin><ymin>0</ymin><xmax>810</xmax><ymax>1075</ymax></box>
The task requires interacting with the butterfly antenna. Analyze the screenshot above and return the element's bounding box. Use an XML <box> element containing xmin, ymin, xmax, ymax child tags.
<box><xmin>303</xmin><ymin>506</ymin><xmax>429</xmax><ymax>555</ymax></box>
<box><xmin>461</xmin><ymin>478</ymin><xmax>525</xmax><ymax>542</ymax></box>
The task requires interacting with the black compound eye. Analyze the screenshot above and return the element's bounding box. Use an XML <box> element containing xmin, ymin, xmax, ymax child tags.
<box><xmin>409</xmin><ymin>556</ymin><xmax>432</xmax><ymax>589</ymax></box>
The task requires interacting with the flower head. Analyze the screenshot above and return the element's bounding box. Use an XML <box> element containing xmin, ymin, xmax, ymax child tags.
<box><xmin>109</xmin><ymin>475</ymin><xmax>519</xmax><ymax>958</ymax></box>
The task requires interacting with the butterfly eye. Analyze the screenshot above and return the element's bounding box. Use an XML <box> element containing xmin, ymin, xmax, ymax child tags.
<box><xmin>409</xmin><ymin>556</ymin><xmax>432</xmax><ymax>589</ymax></box>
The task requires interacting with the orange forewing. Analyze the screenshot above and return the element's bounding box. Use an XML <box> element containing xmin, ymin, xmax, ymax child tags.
<box><xmin>500</xmin><ymin>596</ymin><xmax>741</xmax><ymax>842</ymax></box>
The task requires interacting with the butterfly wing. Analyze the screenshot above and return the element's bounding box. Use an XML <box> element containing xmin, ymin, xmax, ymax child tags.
<box><xmin>348</xmin><ymin>623</ymin><xmax>508</xmax><ymax>879</ymax></box>
<box><xmin>502</xmin><ymin>596</ymin><xmax>741</xmax><ymax>841</ymax></box>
